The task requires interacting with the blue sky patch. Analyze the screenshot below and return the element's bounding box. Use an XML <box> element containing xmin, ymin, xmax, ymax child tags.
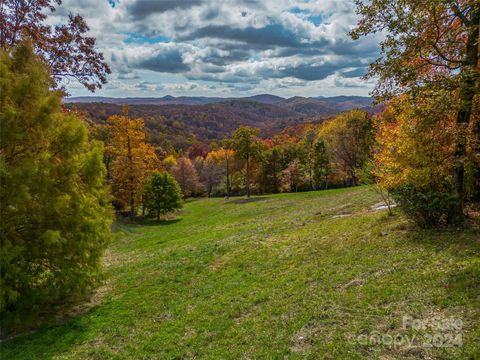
<box><xmin>123</xmin><ymin>32</ymin><xmax>172</xmax><ymax>44</ymax></box>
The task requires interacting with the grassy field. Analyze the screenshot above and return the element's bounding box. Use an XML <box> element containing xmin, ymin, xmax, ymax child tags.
<box><xmin>2</xmin><ymin>186</ymin><xmax>479</xmax><ymax>359</ymax></box>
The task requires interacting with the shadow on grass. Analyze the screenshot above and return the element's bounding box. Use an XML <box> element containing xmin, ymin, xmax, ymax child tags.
<box><xmin>1</xmin><ymin>302</ymin><xmax>102</xmax><ymax>357</ymax></box>
<box><xmin>131</xmin><ymin>217</ymin><xmax>182</xmax><ymax>227</ymax></box>
<box><xmin>115</xmin><ymin>216</ymin><xmax>182</xmax><ymax>227</ymax></box>
<box><xmin>446</xmin><ymin>261</ymin><xmax>480</xmax><ymax>302</ymax></box>
<box><xmin>402</xmin><ymin>220</ymin><xmax>479</xmax><ymax>252</ymax></box>
<box><xmin>393</xmin><ymin>218</ymin><xmax>480</xmax><ymax>303</ymax></box>
<box><xmin>226</xmin><ymin>197</ymin><xmax>269</xmax><ymax>205</ymax></box>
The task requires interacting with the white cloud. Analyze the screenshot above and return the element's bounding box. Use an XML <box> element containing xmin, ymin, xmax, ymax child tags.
<box><xmin>54</xmin><ymin>0</ymin><xmax>378</xmax><ymax>97</ymax></box>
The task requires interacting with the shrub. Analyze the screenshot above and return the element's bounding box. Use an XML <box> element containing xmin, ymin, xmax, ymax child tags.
<box><xmin>389</xmin><ymin>185</ymin><xmax>459</xmax><ymax>228</ymax></box>
<box><xmin>0</xmin><ymin>43</ymin><xmax>112</xmax><ymax>330</ymax></box>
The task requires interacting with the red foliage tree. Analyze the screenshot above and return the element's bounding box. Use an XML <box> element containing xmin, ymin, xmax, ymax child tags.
<box><xmin>0</xmin><ymin>0</ymin><xmax>110</xmax><ymax>91</ymax></box>
<box><xmin>187</xmin><ymin>142</ymin><xmax>210</xmax><ymax>160</ymax></box>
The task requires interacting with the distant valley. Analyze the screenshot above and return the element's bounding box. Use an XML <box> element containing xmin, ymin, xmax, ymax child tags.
<box><xmin>65</xmin><ymin>95</ymin><xmax>377</xmax><ymax>151</ymax></box>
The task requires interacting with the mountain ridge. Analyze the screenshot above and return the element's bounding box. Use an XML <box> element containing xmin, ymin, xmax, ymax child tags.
<box><xmin>66</xmin><ymin>95</ymin><xmax>378</xmax><ymax>151</ymax></box>
<box><xmin>64</xmin><ymin>94</ymin><xmax>373</xmax><ymax>108</ymax></box>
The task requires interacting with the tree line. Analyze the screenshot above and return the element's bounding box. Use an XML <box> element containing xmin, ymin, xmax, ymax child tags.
<box><xmin>96</xmin><ymin>108</ymin><xmax>375</xmax><ymax>217</ymax></box>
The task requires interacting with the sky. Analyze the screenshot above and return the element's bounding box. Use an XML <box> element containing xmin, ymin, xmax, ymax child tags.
<box><xmin>51</xmin><ymin>0</ymin><xmax>381</xmax><ymax>98</ymax></box>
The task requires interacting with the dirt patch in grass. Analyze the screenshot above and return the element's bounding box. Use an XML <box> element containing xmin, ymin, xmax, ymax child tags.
<box><xmin>290</xmin><ymin>324</ymin><xmax>317</xmax><ymax>353</ymax></box>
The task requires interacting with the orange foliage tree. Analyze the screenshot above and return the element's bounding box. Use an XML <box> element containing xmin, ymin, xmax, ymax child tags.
<box><xmin>373</xmin><ymin>94</ymin><xmax>463</xmax><ymax>226</ymax></box>
<box><xmin>106</xmin><ymin>111</ymin><xmax>159</xmax><ymax>216</ymax></box>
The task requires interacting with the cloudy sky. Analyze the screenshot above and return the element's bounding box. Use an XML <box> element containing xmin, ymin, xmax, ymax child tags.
<box><xmin>52</xmin><ymin>0</ymin><xmax>381</xmax><ymax>98</ymax></box>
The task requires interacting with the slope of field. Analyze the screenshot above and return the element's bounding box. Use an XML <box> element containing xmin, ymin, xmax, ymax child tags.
<box><xmin>3</xmin><ymin>187</ymin><xmax>479</xmax><ymax>359</ymax></box>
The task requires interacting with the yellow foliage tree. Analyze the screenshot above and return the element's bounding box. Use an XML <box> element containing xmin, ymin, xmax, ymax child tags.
<box><xmin>209</xmin><ymin>148</ymin><xmax>235</xmax><ymax>198</ymax></box>
<box><xmin>373</xmin><ymin>94</ymin><xmax>462</xmax><ymax>226</ymax></box>
<box><xmin>374</xmin><ymin>95</ymin><xmax>456</xmax><ymax>190</ymax></box>
<box><xmin>163</xmin><ymin>154</ymin><xmax>177</xmax><ymax>170</ymax></box>
<box><xmin>106</xmin><ymin>111</ymin><xmax>159</xmax><ymax>216</ymax></box>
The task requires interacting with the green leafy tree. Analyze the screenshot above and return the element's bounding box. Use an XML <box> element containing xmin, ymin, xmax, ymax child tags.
<box><xmin>144</xmin><ymin>172</ymin><xmax>183</xmax><ymax>221</ymax></box>
<box><xmin>302</xmin><ymin>129</ymin><xmax>317</xmax><ymax>190</ymax></box>
<box><xmin>312</xmin><ymin>138</ymin><xmax>331</xmax><ymax>190</ymax></box>
<box><xmin>260</xmin><ymin>146</ymin><xmax>281</xmax><ymax>193</ymax></box>
<box><xmin>231</xmin><ymin>126</ymin><xmax>263</xmax><ymax>197</ymax></box>
<box><xmin>318</xmin><ymin>110</ymin><xmax>374</xmax><ymax>186</ymax></box>
<box><xmin>0</xmin><ymin>43</ymin><xmax>112</xmax><ymax>328</ymax></box>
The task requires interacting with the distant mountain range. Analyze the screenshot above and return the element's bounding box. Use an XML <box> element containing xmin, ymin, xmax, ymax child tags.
<box><xmin>65</xmin><ymin>95</ymin><xmax>377</xmax><ymax>151</ymax></box>
<box><xmin>65</xmin><ymin>94</ymin><xmax>373</xmax><ymax>109</ymax></box>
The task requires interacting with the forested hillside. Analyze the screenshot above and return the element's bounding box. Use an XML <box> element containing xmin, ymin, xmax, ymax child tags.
<box><xmin>66</xmin><ymin>96</ymin><xmax>376</xmax><ymax>150</ymax></box>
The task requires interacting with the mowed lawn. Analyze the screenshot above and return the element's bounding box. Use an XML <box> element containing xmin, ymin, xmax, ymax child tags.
<box><xmin>2</xmin><ymin>186</ymin><xmax>479</xmax><ymax>359</ymax></box>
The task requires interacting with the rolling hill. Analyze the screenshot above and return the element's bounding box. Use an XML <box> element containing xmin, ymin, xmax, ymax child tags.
<box><xmin>66</xmin><ymin>95</ymin><xmax>377</xmax><ymax>150</ymax></box>
<box><xmin>3</xmin><ymin>187</ymin><xmax>479</xmax><ymax>359</ymax></box>
<box><xmin>65</xmin><ymin>94</ymin><xmax>373</xmax><ymax>109</ymax></box>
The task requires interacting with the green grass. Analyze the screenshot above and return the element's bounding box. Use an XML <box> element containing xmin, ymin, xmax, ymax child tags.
<box><xmin>2</xmin><ymin>186</ymin><xmax>479</xmax><ymax>359</ymax></box>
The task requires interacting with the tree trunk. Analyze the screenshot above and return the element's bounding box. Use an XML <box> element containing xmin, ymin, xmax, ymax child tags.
<box><xmin>309</xmin><ymin>164</ymin><xmax>313</xmax><ymax>191</ymax></box>
<box><xmin>453</xmin><ymin>11</ymin><xmax>479</xmax><ymax>218</ymax></box>
<box><xmin>226</xmin><ymin>156</ymin><xmax>230</xmax><ymax>199</ymax></box>
<box><xmin>246</xmin><ymin>155</ymin><xmax>250</xmax><ymax>198</ymax></box>
<box><xmin>273</xmin><ymin>160</ymin><xmax>278</xmax><ymax>193</ymax></box>
<box><xmin>473</xmin><ymin>112</ymin><xmax>480</xmax><ymax>201</ymax></box>
<box><xmin>157</xmin><ymin>209</ymin><xmax>160</xmax><ymax>222</ymax></box>
<box><xmin>350</xmin><ymin>168</ymin><xmax>358</xmax><ymax>187</ymax></box>
<box><xmin>129</xmin><ymin>175</ymin><xmax>134</xmax><ymax>218</ymax></box>
<box><xmin>127</xmin><ymin>133</ymin><xmax>135</xmax><ymax>218</ymax></box>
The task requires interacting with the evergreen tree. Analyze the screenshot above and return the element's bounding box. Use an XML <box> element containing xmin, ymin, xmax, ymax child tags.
<box><xmin>260</xmin><ymin>146</ymin><xmax>281</xmax><ymax>194</ymax></box>
<box><xmin>0</xmin><ymin>43</ymin><xmax>112</xmax><ymax>327</ymax></box>
<box><xmin>144</xmin><ymin>172</ymin><xmax>183</xmax><ymax>221</ymax></box>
